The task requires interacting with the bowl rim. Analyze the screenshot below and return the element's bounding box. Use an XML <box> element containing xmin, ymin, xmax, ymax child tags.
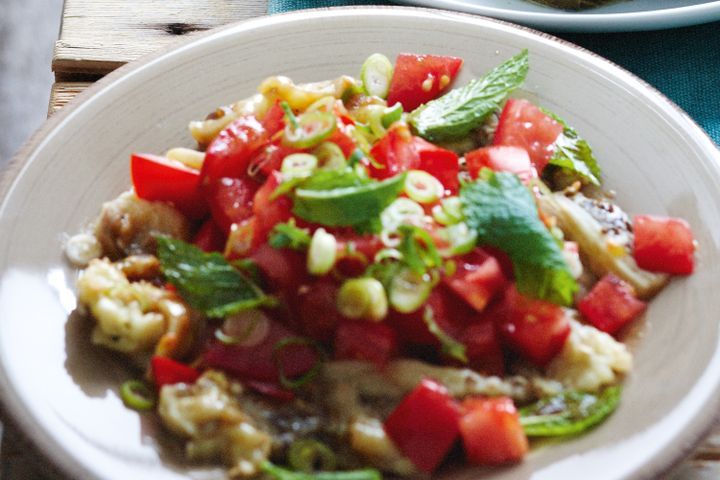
<box><xmin>1</xmin><ymin>6</ymin><xmax>719</xmax><ymax>480</ymax></box>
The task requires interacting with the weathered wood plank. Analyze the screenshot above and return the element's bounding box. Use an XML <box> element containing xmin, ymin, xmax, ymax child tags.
<box><xmin>48</xmin><ymin>82</ymin><xmax>93</xmax><ymax>115</ymax></box>
<box><xmin>53</xmin><ymin>0</ymin><xmax>267</xmax><ymax>77</ymax></box>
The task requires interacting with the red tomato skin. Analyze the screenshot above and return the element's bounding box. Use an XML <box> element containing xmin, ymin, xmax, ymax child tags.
<box><xmin>252</xmin><ymin>171</ymin><xmax>293</xmax><ymax>242</ymax></box>
<box><xmin>250</xmin><ymin>242</ymin><xmax>309</xmax><ymax>293</ymax></box>
<box><xmin>413</xmin><ymin>137</ymin><xmax>460</xmax><ymax>193</ymax></box>
<box><xmin>131</xmin><ymin>153</ymin><xmax>207</xmax><ymax>219</ymax></box>
<box><xmin>494</xmin><ymin>285</ymin><xmax>570</xmax><ymax>366</ymax></box>
<box><xmin>261</xmin><ymin>100</ymin><xmax>287</xmax><ymax>136</ymax></box>
<box><xmin>151</xmin><ymin>356</ymin><xmax>200</xmax><ymax>388</ymax></box>
<box><xmin>459</xmin><ymin>321</ymin><xmax>505</xmax><ymax>377</ymax></box>
<box><xmin>369</xmin><ymin>123</ymin><xmax>418</xmax><ymax>180</ymax></box>
<box><xmin>578</xmin><ymin>274</ymin><xmax>647</xmax><ymax>335</ymax></box>
<box><xmin>294</xmin><ymin>279</ymin><xmax>342</xmax><ymax>342</ymax></box>
<box><xmin>443</xmin><ymin>249</ymin><xmax>508</xmax><ymax>312</ymax></box>
<box><xmin>248</xmin><ymin>142</ymin><xmax>300</xmax><ymax>178</ymax></box>
<box><xmin>384</xmin><ymin>379</ymin><xmax>461</xmax><ymax>473</ymax></box>
<box><xmin>387</xmin><ymin>54</ymin><xmax>464</xmax><ymax>112</ymax></box>
<box><xmin>492</xmin><ymin>99</ymin><xmax>563</xmax><ymax>173</ymax></box>
<box><xmin>192</xmin><ymin>219</ymin><xmax>226</xmax><ymax>253</ymax></box>
<box><xmin>244</xmin><ymin>380</ymin><xmax>295</xmax><ymax>402</ymax></box>
<box><xmin>335</xmin><ymin>321</ymin><xmax>398</xmax><ymax>367</ymax></box>
<box><xmin>201</xmin><ymin>115</ymin><xmax>269</xmax><ymax>186</ymax></box>
<box><xmin>465</xmin><ymin>146</ymin><xmax>538</xmax><ymax>184</ymax></box>
<box><xmin>328</xmin><ymin>123</ymin><xmax>359</xmax><ymax>158</ymax></box>
<box><xmin>388</xmin><ymin>287</ymin><xmax>466</xmax><ymax>346</ymax></box>
<box><xmin>202</xmin><ymin>317</ymin><xmax>319</xmax><ymax>383</ymax></box>
<box><xmin>460</xmin><ymin>397</ymin><xmax>528</xmax><ymax>466</ymax></box>
<box><xmin>633</xmin><ymin>214</ymin><xmax>695</xmax><ymax>275</ymax></box>
<box><xmin>205</xmin><ymin>176</ymin><xmax>259</xmax><ymax>235</ymax></box>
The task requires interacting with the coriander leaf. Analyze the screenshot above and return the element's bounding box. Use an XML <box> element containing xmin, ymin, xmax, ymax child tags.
<box><xmin>545</xmin><ymin>110</ymin><xmax>601</xmax><ymax>186</ymax></box>
<box><xmin>423</xmin><ymin>306</ymin><xmax>468</xmax><ymax>363</ymax></box>
<box><xmin>461</xmin><ymin>171</ymin><xmax>577</xmax><ymax>306</ymax></box>
<box><xmin>293</xmin><ymin>173</ymin><xmax>406</xmax><ymax>227</ymax></box>
<box><xmin>261</xmin><ymin>461</ymin><xmax>382</xmax><ymax>480</ymax></box>
<box><xmin>520</xmin><ymin>386</ymin><xmax>622</xmax><ymax>437</ymax></box>
<box><xmin>410</xmin><ymin>50</ymin><xmax>529</xmax><ymax>142</ymax></box>
<box><xmin>269</xmin><ymin>221</ymin><xmax>311</xmax><ymax>250</ymax></box>
<box><xmin>300</xmin><ymin>167</ymin><xmax>371</xmax><ymax>191</ymax></box>
<box><xmin>157</xmin><ymin>237</ymin><xmax>269</xmax><ymax>318</ymax></box>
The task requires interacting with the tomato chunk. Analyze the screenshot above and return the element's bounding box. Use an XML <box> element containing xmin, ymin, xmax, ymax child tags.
<box><xmin>335</xmin><ymin>320</ymin><xmax>398</xmax><ymax>367</ymax></box>
<box><xmin>384</xmin><ymin>379</ymin><xmax>461</xmax><ymax>473</ymax></box>
<box><xmin>633</xmin><ymin>214</ymin><xmax>695</xmax><ymax>275</ymax></box>
<box><xmin>201</xmin><ymin>115</ymin><xmax>269</xmax><ymax>185</ymax></box>
<box><xmin>192</xmin><ymin>219</ymin><xmax>226</xmax><ymax>253</ymax></box>
<box><xmin>151</xmin><ymin>356</ymin><xmax>200</xmax><ymax>388</ymax></box>
<box><xmin>460</xmin><ymin>397</ymin><xmax>528</xmax><ymax>466</ymax></box>
<box><xmin>494</xmin><ymin>285</ymin><xmax>570</xmax><ymax>366</ymax></box>
<box><xmin>295</xmin><ymin>279</ymin><xmax>342</xmax><ymax>342</ymax></box>
<box><xmin>205</xmin><ymin>176</ymin><xmax>259</xmax><ymax>235</ymax></box>
<box><xmin>387</xmin><ymin>54</ymin><xmax>463</xmax><ymax>112</ymax></box>
<box><xmin>369</xmin><ymin>123</ymin><xmax>418</xmax><ymax>180</ymax></box>
<box><xmin>465</xmin><ymin>146</ymin><xmax>537</xmax><ymax>184</ymax></box>
<box><xmin>252</xmin><ymin>171</ymin><xmax>293</xmax><ymax>243</ymax></box>
<box><xmin>443</xmin><ymin>249</ymin><xmax>507</xmax><ymax>312</ymax></box>
<box><xmin>131</xmin><ymin>153</ymin><xmax>207</xmax><ymax>219</ymax></box>
<box><xmin>413</xmin><ymin>137</ymin><xmax>460</xmax><ymax>193</ymax></box>
<box><xmin>493</xmin><ymin>99</ymin><xmax>563</xmax><ymax>173</ymax></box>
<box><xmin>579</xmin><ymin>274</ymin><xmax>647</xmax><ymax>335</ymax></box>
<box><xmin>250</xmin><ymin>242</ymin><xmax>309</xmax><ymax>293</ymax></box>
<box><xmin>459</xmin><ymin>321</ymin><xmax>505</xmax><ymax>377</ymax></box>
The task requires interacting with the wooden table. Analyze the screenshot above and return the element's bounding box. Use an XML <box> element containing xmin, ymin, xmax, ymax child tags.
<box><xmin>2</xmin><ymin>0</ymin><xmax>719</xmax><ymax>478</ymax></box>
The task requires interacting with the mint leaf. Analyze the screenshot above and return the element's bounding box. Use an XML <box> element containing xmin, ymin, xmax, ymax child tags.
<box><xmin>260</xmin><ymin>461</ymin><xmax>382</xmax><ymax>480</ymax></box>
<box><xmin>546</xmin><ymin>110</ymin><xmax>601</xmax><ymax>186</ymax></box>
<box><xmin>520</xmin><ymin>386</ymin><xmax>622</xmax><ymax>437</ymax></box>
<box><xmin>157</xmin><ymin>237</ymin><xmax>269</xmax><ymax>318</ymax></box>
<box><xmin>410</xmin><ymin>50</ymin><xmax>529</xmax><ymax>142</ymax></box>
<box><xmin>293</xmin><ymin>173</ymin><xmax>406</xmax><ymax>227</ymax></box>
<box><xmin>461</xmin><ymin>171</ymin><xmax>577</xmax><ymax>306</ymax></box>
<box><xmin>269</xmin><ymin>220</ymin><xmax>311</xmax><ymax>251</ymax></box>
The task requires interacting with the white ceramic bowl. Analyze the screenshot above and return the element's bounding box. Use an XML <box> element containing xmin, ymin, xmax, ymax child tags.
<box><xmin>2</xmin><ymin>7</ymin><xmax>720</xmax><ymax>480</ymax></box>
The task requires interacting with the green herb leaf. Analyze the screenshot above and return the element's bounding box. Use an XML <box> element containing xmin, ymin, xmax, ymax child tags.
<box><xmin>546</xmin><ymin>110</ymin><xmax>601</xmax><ymax>186</ymax></box>
<box><xmin>157</xmin><ymin>237</ymin><xmax>269</xmax><ymax>318</ymax></box>
<box><xmin>520</xmin><ymin>386</ymin><xmax>622</xmax><ymax>437</ymax></box>
<box><xmin>423</xmin><ymin>306</ymin><xmax>468</xmax><ymax>363</ymax></box>
<box><xmin>269</xmin><ymin>220</ymin><xmax>312</xmax><ymax>251</ymax></box>
<box><xmin>261</xmin><ymin>461</ymin><xmax>382</xmax><ymax>480</ymax></box>
<box><xmin>293</xmin><ymin>173</ymin><xmax>406</xmax><ymax>228</ymax></box>
<box><xmin>397</xmin><ymin>225</ymin><xmax>442</xmax><ymax>275</ymax></box>
<box><xmin>461</xmin><ymin>170</ymin><xmax>577</xmax><ymax>306</ymax></box>
<box><xmin>410</xmin><ymin>50</ymin><xmax>529</xmax><ymax>142</ymax></box>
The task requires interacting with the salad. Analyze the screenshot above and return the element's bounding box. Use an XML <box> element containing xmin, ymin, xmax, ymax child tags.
<box><xmin>65</xmin><ymin>50</ymin><xmax>696</xmax><ymax>479</ymax></box>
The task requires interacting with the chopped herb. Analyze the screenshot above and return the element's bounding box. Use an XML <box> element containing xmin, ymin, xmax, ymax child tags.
<box><xmin>545</xmin><ymin>110</ymin><xmax>602</xmax><ymax>186</ymax></box>
<box><xmin>261</xmin><ymin>461</ymin><xmax>382</xmax><ymax>480</ymax></box>
<box><xmin>157</xmin><ymin>237</ymin><xmax>270</xmax><ymax>318</ymax></box>
<box><xmin>270</xmin><ymin>220</ymin><xmax>312</xmax><ymax>251</ymax></box>
<box><xmin>520</xmin><ymin>386</ymin><xmax>622</xmax><ymax>437</ymax></box>
<box><xmin>423</xmin><ymin>306</ymin><xmax>467</xmax><ymax>363</ymax></box>
<box><xmin>397</xmin><ymin>225</ymin><xmax>442</xmax><ymax>276</ymax></box>
<box><xmin>410</xmin><ymin>50</ymin><xmax>529</xmax><ymax>142</ymax></box>
<box><xmin>461</xmin><ymin>170</ymin><xmax>577</xmax><ymax>306</ymax></box>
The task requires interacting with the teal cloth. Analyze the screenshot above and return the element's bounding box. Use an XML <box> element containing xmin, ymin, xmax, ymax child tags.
<box><xmin>268</xmin><ymin>1</ymin><xmax>720</xmax><ymax>145</ymax></box>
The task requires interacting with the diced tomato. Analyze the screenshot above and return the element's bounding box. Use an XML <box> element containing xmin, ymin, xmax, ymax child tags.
<box><xmin>130</xmin><ymin>153</ymin><xmax>207</xmax><ymax>219</ymax></box>
<box><xmin>294</xmin><ymin>279</ymin><xmax>342</xmax><ymax>342</ymax></box>
<box><xmin>260</xmin><ymin>100</ymin><xmax>287</xmax><ymax>136</ymax></box>
<box><xmin>224</xmin><ymin>216</ymin><xmax>262</xmax><ymax>260</ymax></box>
<box><xmin>247</xmin><ymin>142</ymin><xmax>300</xmax><ymax>178</ymax></box>
<box><xmin>205</xmin><ymin>176</ymin><xmax>259</xmax><ymax>234</ymax></box>
<box><xmin>459</xmin><ymin>321</ymin><xmax>505</xmax><ymax>376</ymax></box>
<box><xmin>493</xmin><ymin>99</ymin><xmax>563</xmax><ymax>173</ymax></box>
<box><xmin>384</xmin><ymin>379</ymin><xmax>461</xmax><ymax>473</ymax></box>
<box><xmin>202</xmin><ymin>316</ymin><xmax>319</xmax><ymax>384</ymax></box>
<box><xmin>633</xmin><ymin>214</ymin><xmax>695</xmax><ymax>275</ymax></box>
<box><xmin>465</xmin><ymin>146</ymin><xmax>538</xmax><ymax>184</ymax></box>
<box><xmin>389</xmin><ymin>287</ymin><xmax>467</xmax><ymax>346</ymax></box>
<box><xmin>200</xmin><ymin>115</ymin><xmax>270</xmax><ymax>186</ymax></box>
<box><xmin>494</xmin><ymin>285</ymin><xmax>570</xmax><ymax>366</ymax></box>
<box><xmin>328</xmin><ymin>122</ymin><xmax>358</xmax><ymax>158</ymax></box>
<box><xmin>252</xmin><ymin>171</ymin><xmax>293</xmax><ymax>242</ymax></box>
<box><xmin>443</xmin><ymin>249</ymin><xmax>508</xmax><ymax>312</ymax></box>
<box><xmin>578</xmin><ymin>274</ymin><xmax>647</xmax><ymax>335</ymax></box>
<box><xmin>250</xmin><ymin>242</ymin><xmax>309</xmax><ymax>293</ymax></box>
<box><xmin>369</xmin><ymin>123</ymin><xmax>418</xmax><ymax>180</ymax></box>
<box><xmin>459</xmin><ymin>397</ymin><xmax>528</xmax><ymax>466</ymax></box>
<box><xmin>245</xmin><ymin>380</ymin><xmax>295</xmax><ymax>402</ymax></box>
<box><xmin>335</xmin><ymin>321</ymin><xmax>398</xmax><ymax>367</ymax></box>
<box><xmin>413</xmin><ymin>137</ymin><xmax>460</xmax><ymax>193</ymax></box>
<box><xmin>387</xmin><ymin>54</ymin><xmax>463</xmax><ymax>112</ymax></box>
<box><xmin>192</xmin><ymin>219</ymin><xmax>226</xmax><ymax>253</ymax></box>
<box><xmin>150</xmin><ymin>356</ymin><xmax>200</xmax><ymax>388</ymax></box>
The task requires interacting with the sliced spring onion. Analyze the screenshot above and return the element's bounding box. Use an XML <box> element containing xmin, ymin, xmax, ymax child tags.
<box><xmin>389</xmin><ymin>267</ymin><xmax>432</xmax><ymax>313</ymax></box>
<box><xmin>306</xmin><ymin>95</ymin><xmax>336</xmax><ymax>113</ymax></box>
<box><xmin>347</xmin><ymin>148</ymin><xmax>366</xmax><ymax>167</ymax></box>
<box><xmin>404</xmin><ymin>170</ymin><xmax>444</xmax><ymax>204</ymax></box>
<box><xmin>374</xmin><ymin>248</ymin><xmax>403</xmax><ymax>263</ymax></box>
<box><xmin>360</xmin><ymin>53</ymin><xmax>394</xmax><ymax>99</ymax></box>
<box><xmin>288</xmin><ymin>439</ymin><xmax>337</xmax><ymax>473</ymax></box>
<box><xmin>282</xmin><ymin>153</ymin><xmax>318</xmax><ymax>178</ymax></box>
<box><xmin>313</xmin><ymin>142</ymin><xmax>346</xmax><ymax>170</ymax></box>
<box><xmin>423</xmin><ymin>306</ymin><xmax>468</xmax><ymax>363</ymax></box>
<box><xmin>217</xmin><ymin>309</ymin><xmax>270</xmax><ymax>347</ymax></box>
<box><xmin>281</xmin><ymin>101</ymin><xmax>299</xmax><ymax>130</ymax></box>
<box><xmin>431</xmin><ymin>196</ymin><xmax>464</xmax><ymax>225</ymax></box>
<box><xmin>284</xmin><ymin>111</ymin><xmax>337</xmax><ymax>149</ymax></box>
<box><xmin>365</xmin><ymin>105</ymin><xmax>388</xmax><ymax>139</ymax></box>
<box><xmin>435</xmin><ymin>222</ymin><xmax>478</xmax><ymax>257</ymax></box>
<box><xmin>273</xmin><ymin>337</ymin><xmax>325</xmax><ymax>390</ymax></box>
<box><xmin>120</xmin><ymin>380</ymin><xmax>155</xmax><ymax>411</ymax></box>
<box><xmin>261</xmin><ymin>461</ymin><xmax>382</xmax><ymax>480</ymax></box>
<box><xmin>307</xmin><ymin>228</ymin><xmax>338</xmax><ymax>276</ymax></box>
<box><xmin>381</xmin><ymin>103</ymin><xmax>403</xmax><ymax>128</ymax></box>
<box><xmin>337</xmin><ymin>277</ymin><xmax>388</xmax><ymax>321</ymax></box>
<box><xmin>380</xmin><ymin>197</ymin><xmax>425</xmax><ymax>233</ymax></box>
